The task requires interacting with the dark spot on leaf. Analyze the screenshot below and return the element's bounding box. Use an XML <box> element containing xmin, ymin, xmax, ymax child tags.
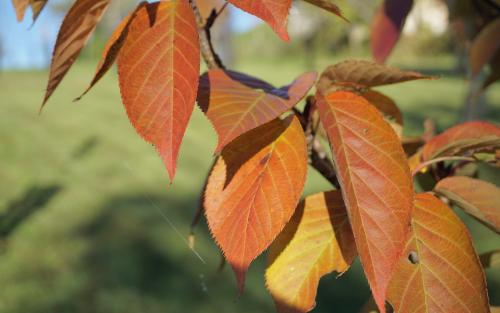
<box><xmin>408</xmin><ymin>251</ymin><xmax>419</xmax><ymax>264</ymax></box>
<box><xmin>259</xmin><ymin>154</ymin><xmax>271</xmax><ymax>165</ymax></box>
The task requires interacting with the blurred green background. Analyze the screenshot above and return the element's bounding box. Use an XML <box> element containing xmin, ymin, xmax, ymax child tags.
<box><xmin>1</xmin><ymin>1</ymin><xmax>499</xmax><ymax>312</ymax></box>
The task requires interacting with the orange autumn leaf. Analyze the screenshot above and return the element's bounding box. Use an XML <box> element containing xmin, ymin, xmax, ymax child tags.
<box><xmin>42</xmin><ymin>0</ymin><xmax>111</xmax><ymax>107</ymax></box>
<box><xmin>117</xmin><ymin>0</ymin><xmax>200</xmax><ymax>181</ymax></box>
<box><xmin>204</xmin><ymin>115</ymin><xmax>307</xmax><ymax>292</ymax></box>
<box><xmin>388</xmin><ymin>193</ymin><xmax>490</xmax><ymax>313</ymax></box>
<box><xmin>361</xmin><ymin>89</ymin><xmax>403</xmax><ymax>138</ymax></box>
<box><xmin>227</xmin><ymin>0</ymin><xmax>292</xmax><ymax>41</ymax></box>
<box><xmin>197</xmin><ymin>70</ymin><xmax>316</xmax><ymax>153</ymax></box>
<box><xmin>316</xmin><ymin>90</ymin><xmax>413</xmax><ymax>313</ymax></box>
<box><xmin>266</xmin><ymin>191</ymin><xmax>357</xmax><ymax>313</ymax></box>
<box><xmin>421</xmin><ymin>121</ymin><xmax>500</xmax><ymax>161</ymax></box>
<box><xmin>435</xmin><ymin>176</ymin><xmax>500</xmax><ymax>233</ymax></box>
<box><xmin>361</xmin><ymin>90</ymin><xmax>402</xmax><ymax>125</ymax></box>
<box><xmin>78</xmin><ymin>2</ymin><xmax>148</xmax><ymax>99</ymax></box>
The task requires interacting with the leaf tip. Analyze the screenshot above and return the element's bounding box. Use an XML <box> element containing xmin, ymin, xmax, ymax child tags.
<box><xmin>233</xmin><ymin>266</ymin><xmax>247</xmax><ymax>296</ymax></box>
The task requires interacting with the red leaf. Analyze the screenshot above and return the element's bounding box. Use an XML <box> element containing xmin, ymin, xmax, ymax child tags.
<box><xmin>470</xmin><ymin>18</ymin><xmax>500</xmax><ymax>77</ymax></box>
<box><xmin>371</xmin><ymin>0</ymin><xmax>414</xmax><ymax>63</ymax></box>
<box><xmin>117</xmin><ymin>0</ymin><xmax>200</xmax><ymax>181</ymax></box>
<box><xmin>388</xmin><ymin>193</ymin><xmax>490</xmax><ymax>313</ymax></box>
<box><xmin>316</xmin><ymin>90</ymin><xmax>413</xmax><ymax>313</ymax></box>
<box><xmin>198</xmin><ymin>70</ymin><xmax>316</xmax><ymax>153</ymax></box>
<box><xmin>204</xmin><ymin>115</ymin><xmax>308</xmax><ymax>292</ymax></box>
<box><xmin>421</xmin><ymin>121</ymin><xmax>500</xmax><ymax>161</ymax></box>
<box><xmin>435</xmin><ymin>176</ymin><xmax>500</xmax><ymax>233</ymax></box>
<box><xmin>227</xmin><ymin>0</ymin><xmax>292</xmax><ymax>41</ymax></box>
<box><xmin>42</xmin><ymin>0</ymin><xmax>111</xmax><ymax>107</ymax></box>
<box><xmin>266</xmin><ymin>191</ymin><xmax>356</xmax><ymax>313</ymax></box>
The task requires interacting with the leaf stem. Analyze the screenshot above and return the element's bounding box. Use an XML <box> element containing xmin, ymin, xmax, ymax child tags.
<box><xmin>412</xmin><ymin>156</ymin><xmax>476</xmax><ymax>177</ymax></box>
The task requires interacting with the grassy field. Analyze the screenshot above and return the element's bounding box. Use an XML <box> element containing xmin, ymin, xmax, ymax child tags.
<box><xmin>1</xmin><ymin>56</ymin><xmax>499</xmax><ymax>313</ymax></box>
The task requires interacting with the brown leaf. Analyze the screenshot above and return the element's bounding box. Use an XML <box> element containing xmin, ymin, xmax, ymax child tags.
<box><xmin>204</xmin><ymin>115</ymin><xmax>308</xmax><ymax>292</ymax></box>
<box><xmin>266</xmin><ymin>191</ymin><xmax>356</xmax><ymax>313</ymax></box>
<box><xmin>387</xmin><ymin>193</ymin><xmax>490</xmax><ymax>313</ymax></box>
<box><xmin>316</xmin><ymin>90</ymin><xmax>414</xmax><ymax>313</ymax></box>
<box><xmin>197</xmin><ymin>69</ymin><xmax>317</xmax><ymax>153</ymax></box>
<box><xmin>11</xmin><ymin>0</ymin><xmax>29</xmax><ymax>22</ymax></box>
<box><xmin>421</xmin><ymin>121</ymin><xmax>500</xmax><ymax>161</ymax></box>
<box><xmin>78</xmin><ymin>2</ymin><xmax>147</xmax><ymax>99</ymax></box>
<box><xmin>435</xmin><ymin>176</ymin><xmax>500</xmax><ymax>233</ymax></box>
<box><xmin>470</xmin><ymin>18</ymin><xmax>500</xmax><ymax>77</ymax></box>
<box><xmin>30</xmin><ymin>0</ymin><xmax>48</xmax><ymax>23</ymax></box>
<box><xmin>371</xmin><ymin>0</ymin><xmax>414</xmax><ymax>63</ymax></box>
<box><xmin>301</xmin><ymin>0</ymin><xmax>348</xmax><ymax>21</ymax></box>
<box><xmin>227</xmin><ymin>0</ymin><xmax>292</xmax><ymax>41</ymax></box>
<box><xmin>42</xmin><ymin>0</ymin><xmax>111</xmax><ymax>107</ymax></box>
<box><xmin>117</xmin><ymin>0</ymin><xmax>200</xmax><ymax>181</ymax></box>
<box><xmin>317</xmin><ymin>60</ymin><xmax>434</xmax><ymax>93</ymax></box>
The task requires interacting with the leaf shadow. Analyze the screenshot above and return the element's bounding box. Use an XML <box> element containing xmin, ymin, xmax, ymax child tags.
<box><xmin>197</xmin><ymin>70</ymin><xmax>292</xmax><ymax>115</ymax></box>
<box><xmin>0</xmin><ymin>184</ymin><xmax>62</xmax><ymax>240</ymax></box>
<box><xmin>67</xmin><ymin>193</ymin><xmax>274</xmax><ymax>313</ymax></box>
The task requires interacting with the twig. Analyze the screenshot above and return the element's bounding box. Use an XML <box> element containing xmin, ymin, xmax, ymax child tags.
<box><xmin>189</xmin><ymin>0</ymin><xmax>225</xmax><ymax>69</ymax></box>
<box><xmin>412</xmin><ymin>156</ymin><xmax>475</xmax><ymax>177</ymax></box>
<box><xmin>303</xmin><ymin>97</ymin><xmax>340</xmax><ymax>188</ymax></box>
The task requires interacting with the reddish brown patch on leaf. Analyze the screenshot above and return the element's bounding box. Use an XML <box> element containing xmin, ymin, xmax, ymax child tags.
<box><xmin>435</xmin><ymin>176</ymin><xmax>500</xmax><ymax>233</ymax></box>
<box><xmin>117</xmin><ymin>0</ymin><xmax>200</xmax><ymax>181</ymax></box>
<box><xmin>388</xmin><ymin>193</ymin><xmax>490</xmax><ymax>313</ymax></box>
<box><xmin>42</xmin><ymin>0</ymin><xmax>111</xmax><ymax>107</ymax></box>
<box><xmin>316</xmin><ymin>90</ymin><xmax>413</xmax><ymax>313</ymax></box>
<box><xmin>371</xmin><ymin>0</ymin><xmax>413</xmax><ymax>63</ymax></box>
<box><xmin>198</xmin><ymin>70</ymin><xmax>316</xmax><ymax>153</ymax></box>
<box><xmin>227</xmin><ymin>0</ymin><xmax>292</xmax><ymax>41</ymax></box>
<box><xmin>266</xmin><ymin>191</ymin><xmax>357</xmax><ymax>313</ymax></box>
<box><xmin>204</xmin><ymin>116</ymin><xmax>307</xmax><ymax>292</ymax></box>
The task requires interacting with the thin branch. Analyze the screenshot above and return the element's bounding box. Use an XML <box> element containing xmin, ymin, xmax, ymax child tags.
<box><xmin>303</xmin><ymin>96</ymin><xmax>340</xmax><ymax>188</ymax></box>
<box><xmin>189</xmin><ymin>0</ymin><xmax>225</xmax><ymax>69</ymax></box>
<box><xmin>412</xmin><ymin>156</ymin><xmax>475</xmax><ymax>177</ymax></box>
